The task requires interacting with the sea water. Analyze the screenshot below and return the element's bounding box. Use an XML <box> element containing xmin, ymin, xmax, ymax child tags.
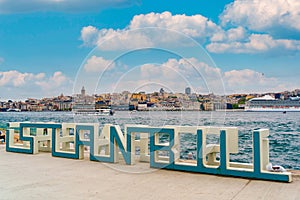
<box><xmin>0</xmin><ymin>111</ymin><xmax>299</xmax><ymax>170</ymax></box>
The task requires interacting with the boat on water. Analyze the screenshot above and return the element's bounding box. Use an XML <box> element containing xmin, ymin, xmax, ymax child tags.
<box><xmin>74</xmin><ymin>108</ymin><xmax>114</xmax><ymax>116</ymax></box>
<box><xmin>72</xmin><ymin>101</ymin><xmax>114</xmax><ymax>116</ymax></box>
<box><xmin>6</xmin><ymin>108</ymin><xmax>21</xmax><ymax>112</ymax></box>
<box><xmin>95</xmin><ymin>108</ymin><xmax>114</xmax><ymax>116</ymax></box>
<box><xmin>245</xmin><ymin>95</ymin><xmax>300</xmax><ymax>112</ymax></box>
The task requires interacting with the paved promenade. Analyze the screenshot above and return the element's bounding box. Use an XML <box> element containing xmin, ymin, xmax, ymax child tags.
<box><xmin>0</xmin><ymin>145</ymin><xmax>299</xmax><ymax>200</ymax></box>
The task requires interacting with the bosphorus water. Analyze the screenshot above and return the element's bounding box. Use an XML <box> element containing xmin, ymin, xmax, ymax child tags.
<box><xmin>0</xmin><ymin>111</ymin><xmax>299</xmax><ymax>170</ymax></box>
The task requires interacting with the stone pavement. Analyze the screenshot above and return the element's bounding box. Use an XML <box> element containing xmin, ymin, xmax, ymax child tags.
<box><xmin>0</xmin><ymin>145</ymin><xmax>299</xmax><ymax>200</ymax></box>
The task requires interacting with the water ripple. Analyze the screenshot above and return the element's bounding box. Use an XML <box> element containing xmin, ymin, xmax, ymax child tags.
<box><xmin>0</xmin><ymin>111</ymin><xmax>299</xmax><ymax>169</ymax></box>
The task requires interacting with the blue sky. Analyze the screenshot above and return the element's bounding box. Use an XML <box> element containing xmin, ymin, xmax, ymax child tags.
<box><xmin>0</xmin><ymin>0</ymin><xmax>299</xmax><ymax>100</ymax></box>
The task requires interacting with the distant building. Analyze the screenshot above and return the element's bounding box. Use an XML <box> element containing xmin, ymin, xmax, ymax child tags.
<box><xmin>73</xmin><ymin>86</ymin><xmax>95</xmax><ymax>112</ymax></box>
<box><xmin>81</xmin><ymin>86</ymin><xmax>86</xmax><ymax>96</ymax></box>
<box><xmin>226</xmin><ymin>103</ymin><xmax>233</xmax><ymax>109</ymax></box>
<box><xmin>275</xmin><ymin>93</ymin><xmax>281</xmax><ymax>99</ymax></box>
<box><xmin>203</xmin><ymin>102</ymin><xmax>214</xmax><ymax>111</ymax></box>
<box><xmin>131</xmin><ymin>93</ymin><xmax>147</xmax><ymax>102</ymax></box>
<box><xmin>159</xmin><ymin>88</ymin><xmax>165</xmax><ymax>94</ymax></box>
<box><xmin>137</xmin><ymin>103</ymin><xmax>147</xmax><ymax>111</ymax></box>
<box><xmin>185</xmin><ymin>87</ymin><xmax>191</xmax><ymax>95</ymax></box>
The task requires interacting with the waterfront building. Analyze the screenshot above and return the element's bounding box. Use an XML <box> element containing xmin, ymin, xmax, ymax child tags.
<box><xmin>72</xmin><ymin>86</ymin><xmax>96</xmax><ymax>112</ymax></box>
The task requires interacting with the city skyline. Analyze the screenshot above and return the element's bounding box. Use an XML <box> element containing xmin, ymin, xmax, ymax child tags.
<box><xmin>0</xmin><ymin>0</ymin><xmax>299</xmax><ymax>100</ymax></box>
<box><xmin>1</xmin><ymin>87</ymin><xmax>299</xmax><ymax>112</ymax></box>
<box><xmin>2</xmin><ymin>86</ymin><xmax>299</xmax><ymax>101</ymax></box>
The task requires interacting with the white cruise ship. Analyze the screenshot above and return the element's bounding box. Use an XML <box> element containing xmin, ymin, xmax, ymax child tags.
<box><xmin>245</xmin><ymin>95</ymin><xmax>300</xmax><ymax>112</ymax></box>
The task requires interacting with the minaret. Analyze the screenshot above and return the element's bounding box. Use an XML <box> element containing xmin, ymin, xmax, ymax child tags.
<box><xmin>81</xmin><ymin>86</ymin><xmax>86</xmax><ymax>96</ymax></box>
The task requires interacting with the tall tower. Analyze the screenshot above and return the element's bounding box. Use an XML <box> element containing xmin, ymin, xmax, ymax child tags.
<box><xmin>185</xmin><ymin>87</ymin><xmax>191</xmax><ymax>95</ymax></box>
<box><xmin>159</xmin><ymin>88</ymin><xmax>165</xmax><ymax>94</ymax></box>
<box><xmin>81</xmin><ymin>86</ymin><xmax>86</xmax><ymax>96</ymax></box>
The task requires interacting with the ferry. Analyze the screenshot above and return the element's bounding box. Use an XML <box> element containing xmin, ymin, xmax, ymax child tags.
<box><xmin>245</xmin><ymin>95</ymin><xmax>300</xmax><ymax>112</ymax></box>
<box><xmin>74</xmin><ymin>108</ymin><xmax>114</xmax><ymax>116</ymax></box>
<box><xmin>72</xmin><ymin>101</ymin><xmax>114</xmax><ymax>116</ymax></box>
<box><xmin>6</xmin><ymin>108</ymin><xmax>21</xmax><ymax>112</ymax></box>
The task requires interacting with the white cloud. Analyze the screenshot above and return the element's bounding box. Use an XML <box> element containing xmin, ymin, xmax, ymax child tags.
<box><xmin>224</xmin><ymin>69</ymin><xmax>273</xmax><ymax>86</ymax></box>
<box><xmin>0</xmin><ymin>0</ymin><xmax>137</xmax><ymax>13</ymax></box>
<box><xmin>0</xmin><ymin>70</ymin><xmax>44</xmax><ymax>87</ymax></box>
<box><xmin>220</xmin><ymin>0</ymin><xmax>300</xmax><ymax>34</ymax></box>
<box><xmin>140</xmin><ymin>63</ymin><xmax>162</xmax><ymax>78</ymax></box>
<box><xmin>35</xmin><ymin>71</ymin><xmax>71</xmax><ymax>91</ymax></box>
<box><xmin>111</xmin><ymin>57</ymin><xmax>224</xmax><ymax>94</ymax></box>
<box><xmin>81</xmin><ymin>26</ymin><xmax>99</xmax><ymax>47</ymax></box>
<box><xmin>80</xmin><ymin>11</ymin><xmax>222</xmax><ymax>50</ymax></box>
<box><xmin>210</xmin><ymin>26</ymin><xmax>246</xmax><ymax>42</ymax></box>
<box><xmin>129</xmin><ymin>12</ymin><xmax>220</xmax><ymax>38</ymax></box>
<box><xmin>140</xmin><ymin>57</ymin><xmax>222</xmax><ymax>81</ymax></box>
<box><xmin>83</xmin><ymin>56</ymin><xmax>115</xmax><ymax>72</ymax></box>
<box><xmin>95</xmin><ymin>28</ymin><xmax>154</xmax><ymax>50</ymax></box>
<box><xmin>223</xmin><ymin>69</ymin><xmax>294</xmax><ymax>93</ymax></box>
<box><xmin>207</xmin><ymin>34</ymin><xmax>300</xmax><ymax>53</ymax></box>
<box><xmin>0</xmin><ymin>57</ymin><xmax>4</xmax><ymax>64</ymax></box>
<box><xmin>0</xmin><ymin>70</ymin><xmax>72</xmax><ymax>99</ymax></box>
<box><xmin>81</xmin><ymin>11</ymin><xmax>300</xmax><ymax>54</ymax></box>
<box><xmin>101</xmin><ymin>57</ymin><xmax>296</xmax><ymax>94</ymax></box>
<box><xmin>226</xmin><ymin>26</ymin><xmax>246</xmax><ymax>42</ymax></box>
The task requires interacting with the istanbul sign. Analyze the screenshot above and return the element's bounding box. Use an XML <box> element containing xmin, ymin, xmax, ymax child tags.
<box><xmin>6</xmin><ymin>122</ymin><xmax>292</xmax><ymax>182</ymax></box>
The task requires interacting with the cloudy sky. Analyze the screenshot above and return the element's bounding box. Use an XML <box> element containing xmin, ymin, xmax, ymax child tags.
<box><xmin>0</xmin><ymin>0</ymin><xmax>299</xmax><ymax>100</ymax></box>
